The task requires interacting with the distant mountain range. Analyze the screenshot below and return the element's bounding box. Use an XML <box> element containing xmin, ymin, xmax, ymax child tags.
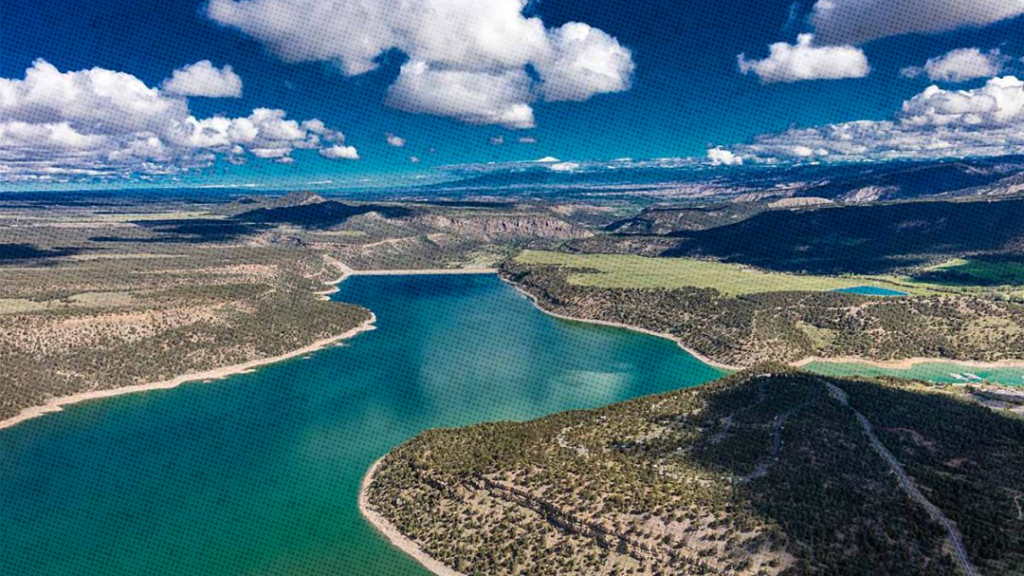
<box><xmin>416</xmin><ymin>155</ymin><xmax>1024</xmax><ymax>205</ymax></box>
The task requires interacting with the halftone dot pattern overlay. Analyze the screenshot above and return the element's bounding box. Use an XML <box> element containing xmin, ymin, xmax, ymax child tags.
<box><xmin>2</xmin><ymin>273</ymin><xmax>724</xmax><ymax>576</ymax></box>
<box><xmin>2</xmin><ymin>1</ymin><xmax>1024</xmax><ymax>576</ymax></box>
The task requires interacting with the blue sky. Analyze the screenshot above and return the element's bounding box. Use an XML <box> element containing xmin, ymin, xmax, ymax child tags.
<box><xmin>2</xmin><ymin>0</ymin><xmax>1023</xmax><ymax>188</ymax></box>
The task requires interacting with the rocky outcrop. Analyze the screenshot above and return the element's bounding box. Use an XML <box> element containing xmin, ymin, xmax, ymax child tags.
<box><xmin>412</xmin><ymin>214</ymin><xmax>592</xmax><ymax>242</ymax></box>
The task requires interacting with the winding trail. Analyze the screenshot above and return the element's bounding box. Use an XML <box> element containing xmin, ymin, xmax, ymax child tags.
<box><xmin>824</xmin><ymin>381</ymin><xmax>979</xmax><ymax>576</ymax></box>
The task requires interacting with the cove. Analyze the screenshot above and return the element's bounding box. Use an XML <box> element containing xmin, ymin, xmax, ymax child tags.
<box><xmin>1</xmin><ymin>274</ymin><xmax>724</xmax><ymax>576</ymax></box>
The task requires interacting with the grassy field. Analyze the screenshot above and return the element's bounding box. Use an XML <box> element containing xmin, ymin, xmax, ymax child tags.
<box><xmin>515</xmin><ymin>250</ymin><xmax>948</xmax><ymax>296</ymax></box>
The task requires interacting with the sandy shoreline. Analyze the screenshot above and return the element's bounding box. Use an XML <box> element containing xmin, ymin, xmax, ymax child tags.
<box><xmin>359</xmin><ymin>457</ymin><xmax>468</xmax><ymax>576</ymax></box>
<box><xmin>7</xmin><ymin>265</ymin><xmax>1019</xmax><ymax>431</ymax></box>
<box><xmin>502</xmin><ymin>277</ymin><xmax>1024</xmax><ymax>374</ymax></box>
<box><xmin>791</xmin><ymin>355</ymin><xmax>1024</xmax><ymax>370</ymax></box>
<box><xmin>349</xmin><ymin>268</ymin><xmax>498</xmax><ymax>276</ymax></box>
<box><xmin>0</xmin><ymin>267</ymin><xmax>377</xmax><ymax>431</ymax></box>
<box><xmin>0</xmin><ymin>313</ymin><xmax>376</xmax><ymax>431</ymax></box>
<box><xmin>503</xmin><ymin>278</ymin><xmax>742</xmax><ymax>371</ymax></box>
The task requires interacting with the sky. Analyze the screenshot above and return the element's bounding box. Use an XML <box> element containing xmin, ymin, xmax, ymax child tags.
<box><xmin>2</xmin><ymin>0</ymin><xmax>1024</xmax><ymax>188</ymax></box>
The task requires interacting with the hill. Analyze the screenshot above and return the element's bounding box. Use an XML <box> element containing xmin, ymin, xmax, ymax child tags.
<box><xmin>579</xmin><ymin>197</ymin><xmax>1024</xmax><ymax>276</ymax></box>
<box><xmin>365</xmin><ymin>368</ymin><xmax>1024</xmax><ymax>576</ymax></box>
<box><xmin>501</xmin><ymin>253</ymin><xmax>1024</xmax><ymax>367</ymax></box>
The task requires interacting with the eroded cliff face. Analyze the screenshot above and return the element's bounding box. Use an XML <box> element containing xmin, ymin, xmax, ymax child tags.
<box><xmin>327</xmin><ymin>211</ymin><xmax>592</xmax><ymax>270</ymax></box>
<box><xmin>410</xmin><ymin>213</ymin><xmax>593</xmax><ymax>242</ymax></box>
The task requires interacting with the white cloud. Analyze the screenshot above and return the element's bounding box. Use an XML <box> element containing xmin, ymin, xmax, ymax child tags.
<box><xmin>409</xmin><ymin>155</ymin><xmax>420</xmax><ymax>163</ymax></box>
<box><xmin>738</xmin><ymin>34</ymin><xmax>869</xmax><ymax>83</ymax></box>
<box><xmin>385</xmin><ymin>61</ymin><xmax>535</xmax><ymax>129</ymax></box>
<box><xmin>811</xmin><ymin>0</ymin><xmax>1024</xmax><ymax>46</ymax></box>
<box><xmin>319</xmin><ymin>144</ymin><xmax>359</xmax><ymax>159</ymax></box>
<box><xmin>536</xmin><ymin>22</ymin><xmax>634</xmax><ymax>102</ymax></box>
<box><xmin>0</xmin><ymin>60</ymin><xmax>356</xmax><ymax>181</ymax></box>
<box><xmin>517</xmin><ymin>136</ymin><xmax>537</xmax><ymax>144</ymax></box>
<box><xmin>385</xmin><ymin>133</ymin><xmax>406</xmax><ymax>147</ymax></box>
<box><xmin>161</xmin><ymin>60</ymin><xmax>243</xmax><ymax>97</ymax></box>
<box><xmin>207</xmin><ymin>0</ymin><xmax>634</xmax><ymax>127</ymax></box>
<box><xmin>548</xmin><ymin>161</ymin><xmax>580</xmax><ymax>172</ymax></box>
<box><xmin>207</xmin><ymin>0</ymin><xmax>549</xmax><ymax>75</ymax></box>
<box><xmin>489</xmin><ymin>135</ymin><xmax>506</xmax><ymax>145</ymax></box>
<box><xmin>707</xmin><ymin>147</ymin><xmax>743</xmax><ymax>165</ymax></box>
<box><xmin>900</xmin><ymin>48</ymin><xmax>1010</xmax><ymax>83</ymax></box>
<box><xmin>732</xmin><ymin>76</ymin><xmax>1024</xmax><ymax>161</ymax></box>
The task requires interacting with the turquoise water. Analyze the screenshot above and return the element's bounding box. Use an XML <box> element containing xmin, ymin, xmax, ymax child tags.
<box><xmin>834</xmin><ymin>285</ymin><xmax>908</xmax><ymax>296</ymax></box>
<box><xmin>805</xmin><ymin>361</ymin><xmax>1024</xmax><ymax>386</ymax></box>
<box><xmin>1</xmin><ymin>274</ymin><xmax>724</xmax><ymax>576</ymax></box>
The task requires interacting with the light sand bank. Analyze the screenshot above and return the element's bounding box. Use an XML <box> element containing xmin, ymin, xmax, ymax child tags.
<box><xmin>791</xmin><ymin>355</ymin><xmax>1024</xmax><ymax>370</ymax></box>
<box><xmin>503</xmin><ymin>277</ymin><xmax>1024</xmax><ymax>374</ymax></box>
<box><xmin>1</xmin><ymin>263</ymin><xmax>375</xmax><ymax>431</ymax></box>
<box><xmin>503</xmin><ymin>278</ymin><xmax>741</xmax><ymax>371</ymax></box>
<box><xmin>359</xmin><ymin>457</ymin><xmax>468</xmax><ymax>576</ymax></box>
<box><xmin>349</xmin><ymin>268</ymin><xmax>498</xmax><ymax>276</ymax></box>
<box><xmin>0</xmin><ymin>314</ymin><xmax>376</xmax><ymax>430</ymax></box>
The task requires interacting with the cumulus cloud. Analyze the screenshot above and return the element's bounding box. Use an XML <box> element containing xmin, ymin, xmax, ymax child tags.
<box><xmin>811</xmin><ymin>0</ymin><xmax>1024</xmax><ymax>46</ymax></box>
<box><xmin>319</xmin><ymin>144</ymin><xmax>359</xmax><ymax>159</ymax></box>
<box><xmin>385</xmin><ymin>62</ymin><xmax>535</xmax><ymax>128</ymax></box>
<box><xmin>900</xmin><ymin>48</ymin><xmax>1010</xmax><ymax>82</ymax></box>
<box><xmin>385</xmin><ymin>133</ymin><xmax>406</xmax><ymax>147</ymax></box>
<box><xmin>707</xmin><ymin>147</ymin><xmax>743</xmax><ymax>165</ymax></box>
<box><xmin>732</xmin><ymin>76</ymin><xmax>1024</xmax><ymax>161</ymax></box>
<box><xmin>207</xmin><ymin>0</ymin><xmax>634</xmax><ymax>127</ymax></box>
<box><xmin>161</xmin><ymin>60</ymin><xmax>243</xmax><ymax>97</ymax></box>
<box><xmin>535</xmin><ymin>22</ymin><xmax>634</xmax><ymax>102</ymax></box>
<box><xmin>738</xmin><ymin>34</ymin><xmax>869</xmax><ymax>83</ymax></box>
<box><xmin>0</xmin><ymin>60</ymin><xmax>356</xmax><ymax>182</ymax></box>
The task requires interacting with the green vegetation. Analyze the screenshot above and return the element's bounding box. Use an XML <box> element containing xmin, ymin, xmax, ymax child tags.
<box><xmin>570</xmin><ymin>197</ymin><xmax>1024</xmax><ymax>279</ymax></box>
<box><xmin>0</xmin><ymin>191</ymin><xmax>594</xmax><ymax>420</ymax></box>
<box><xmin>515</xmin><ymin>250</ymin><xmax>938</xmax><ymax>296</ymax></box>
<box><xmin>502</xmin><ymin>258</ymin><xmax>1024</xmax><ymax>367</ymax></box>
<box><xmin>0</xmin><ymin>245</ymin><xmax>371</xmax><ymax>420</ymax></box>
<box><xmin>368</xmin><ymin>368</ymin><xmax>1024</xmax><ymax>576</ymax></box>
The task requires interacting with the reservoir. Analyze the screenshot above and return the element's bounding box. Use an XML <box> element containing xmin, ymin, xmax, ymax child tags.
<box><xmin>834</xmin><ymin>285</ymin><xmax>908</xmax><ymax>297</ymax></box>
<box><xmin>3</xmin><ymin>274</ymin><xmax>1019</xmax><ymax>576</ymax></box>
<box><xmin>1</xmin><ymin>274</ymin><xmax>723</xmax><ymax>576</ymax></box>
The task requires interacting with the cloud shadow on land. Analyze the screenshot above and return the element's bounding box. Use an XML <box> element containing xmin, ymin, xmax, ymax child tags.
<box><xmin>659</xmin><ymin>198</ymin><xmax>1024</xmax><ymax>275</ymax></box>
<box><xmin>0</xmin><ymin>243</ymin><xmax>84</xmax><ymax>264</ymax></box>
<box><xmin>233</xmin><ymin>201</ymin><xmax>418</xmax><ymax>229</ymax></box>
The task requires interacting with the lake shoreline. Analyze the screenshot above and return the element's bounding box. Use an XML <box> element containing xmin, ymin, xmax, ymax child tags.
<box><xmin>0</xmin><ymin>267</ymin><xmax>377</xmax><ymax>431</ymax></box>
<box><xmin>501</xmin><ymin>276</ymin><xmax>1024</xmax><ymax>374</ymax></box>
<box><xmin>0</xmin><ymin>313</ymin><xmax>377</xmax><ymax>431</ymax></box>
<box><xmin>792</xmin><ymin>355</ymin><xmax>1024</xmax><ymax>371</ymax></box>
<box><xmin>359</xmin><ymin>457</ymin><xmax>468</xmax><ymax>576</ymax></box>
<box><xmin>7</xmin><ymin>266</ymin><xmax>1020</xmax><ymax>431</ymax></box>
<box><xmin>503</xmin><ymin>278</ymin><xmax>741</xmax><ymax>371</ymax></box>
<box><xmin>0</xmin><ymin>267</ymin><xmax>503</xmax><ymax>431</ymax></box>
<box><xmin>348</xmin><ymin>268</ymin><xmax>499</xmax><ymax>276</ymax></box>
